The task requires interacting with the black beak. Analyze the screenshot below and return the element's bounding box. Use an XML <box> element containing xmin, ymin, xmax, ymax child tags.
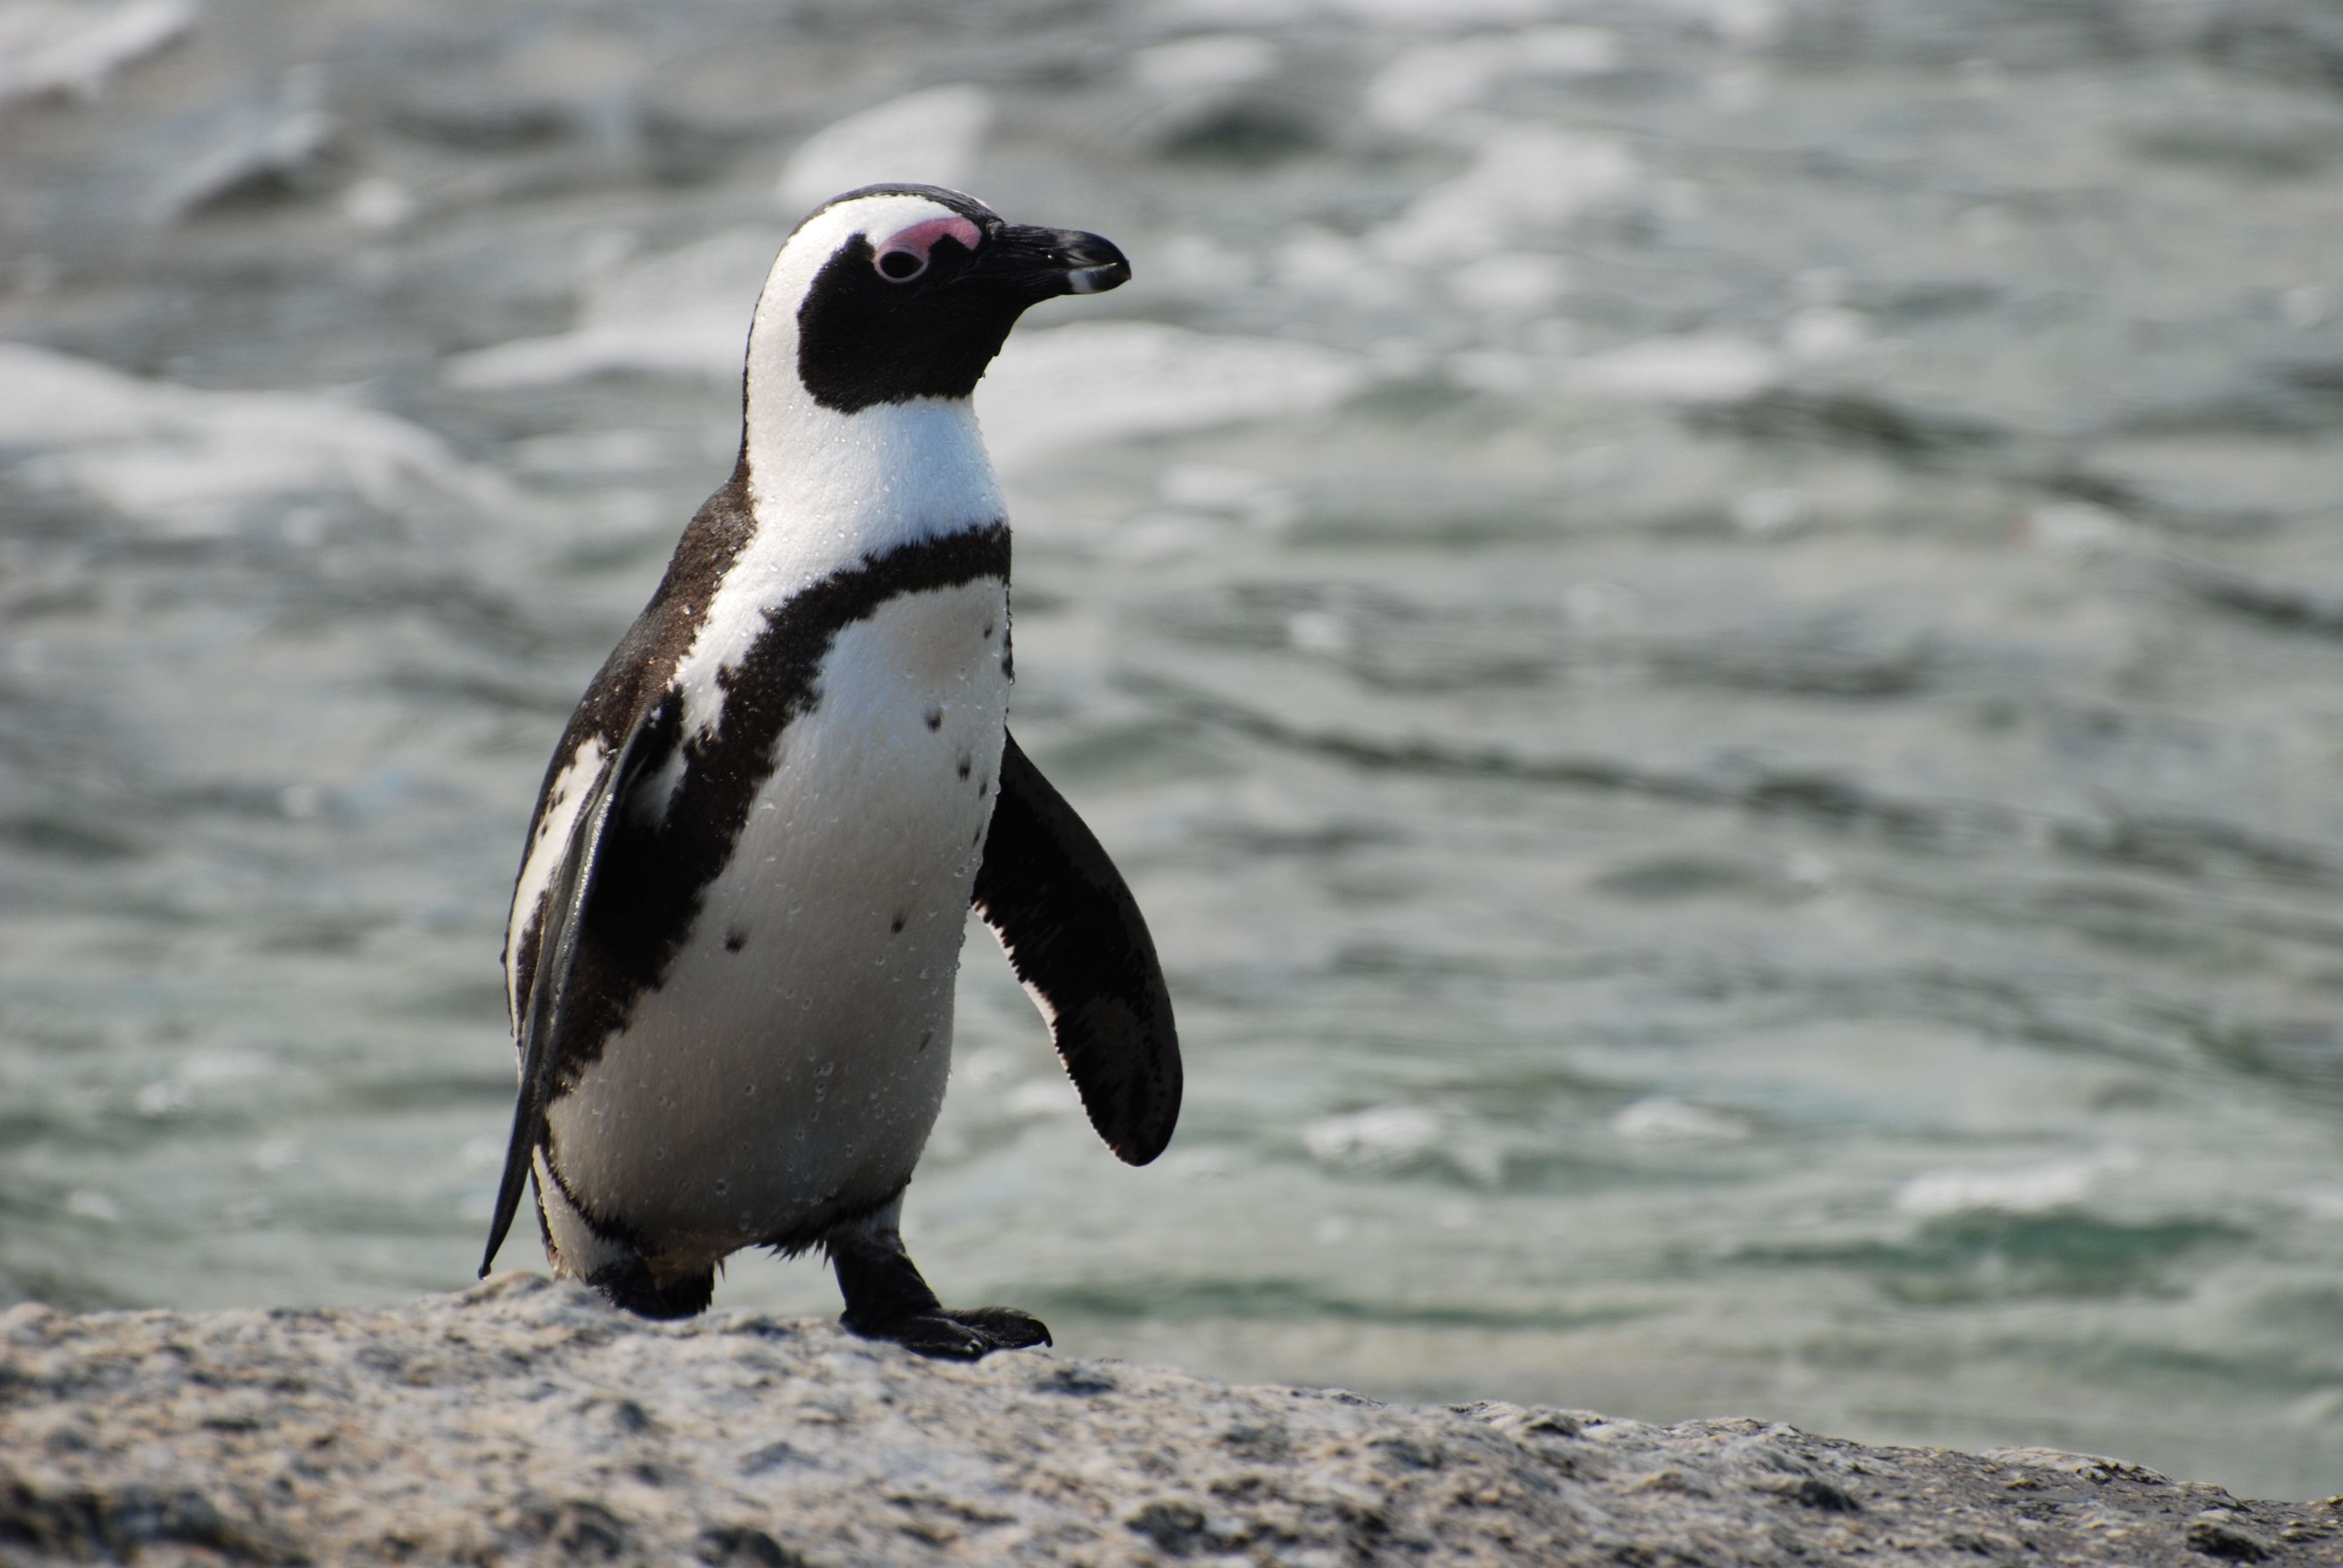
<box><xmin>975</xmin><ymin>224</ymin><xmax>1132</xmax><ymax>301</ymax></box>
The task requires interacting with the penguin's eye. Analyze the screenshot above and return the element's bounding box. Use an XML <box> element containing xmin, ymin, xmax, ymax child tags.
<box><xmin>868</xmin><ymin>215</ymin><xmax>983</xmax><ymax>287</ymax></box>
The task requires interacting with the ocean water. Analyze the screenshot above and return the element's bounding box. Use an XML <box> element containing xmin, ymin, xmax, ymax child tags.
<box><xmin>5</xmin><ymin>0</ymin><xmax>2343</xmax><ymax>1500</ymax></box>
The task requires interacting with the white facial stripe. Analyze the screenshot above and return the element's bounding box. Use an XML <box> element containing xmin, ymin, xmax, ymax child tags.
<box><xmin>667</xmin><ymin>193</ymin><xmax>1008</xmax><ymax>765</ymax></box>
<box><xmin>665</xmin><ymin>396</ymin><xmax>1004</xmax><ymax>770</ymax></box>
<box><xmin>750</xmin><ymin>194</ymin><xmax>971</xmax><ymax>362</ymax></box>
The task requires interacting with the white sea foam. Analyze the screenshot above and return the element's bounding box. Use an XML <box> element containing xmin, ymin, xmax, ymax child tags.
<box><xmin>1157</xmin><ymin>462</ymin><xmax>1285</xmax><ymax>515</ymax></box>
<box><xmin>1159</xmin><ymin>1146</ymin><xmax>1235</xmax><ymax>1181</ymax></box>
<box><xmin>1132</xmin><ymin>34</ymin><xmax>1280</xmax><ymax>94</ymax></box>
<box><xmin>0</xmin><ymin>0</ymin><xmax>194</xmax><ymax>104</ymax></box>
<box><xmin>1374</xmin><ymin>127</ymin><xmax>1637</xmax><ymax>264</ymax></box>
<box><xmin>1449</xmin><ymin>251</ymin><xmax>1571</xmax><ymax>313</ymax></box>
<box><xmin>64</xmin><ymin>1189</ymin><xmax>122</xmax><ymax>1223</ymax></box>
<box><xmin>178</xmin><ymin>1050</ymin><xmax>274</xmax><ymax>1085</ymax></box>
<box><xmin>152</xmin><ymin>66</ymin><xmax>339</xmax><ymax>220</ymax></box>
<box><xmin>158</xmin><ymin>106</ymin><xmax>338</xmax><ymax>218</ymax></box>
<box><xmin>1612</xmin><ymin>1098</ymin><xmax>1749</xmax><ymax>1142</ymax></box>
<box><xmin>130</xmin><ymin>1048</ymin><xmax>273</xmax><ymax>1119</ymax></box>
<box><xmin>2294</xmin><ymin>1187</ymin><xmax>2343</xmax><ymax>1222</ymax></box>
<box><xmin>1732</xmin><ymin>488</ymin><xmax>1807</xmax><ymax>536</ymax></box>
<box><xmin>1276</xmin><ymin>226</ymin><xmax>1412</xmax><ymax>310</ymax></box>
<box><xmin>1564</xmin><ymin>333</ymin><xmax>1780</xmax><ymax>403</ymax></box>
<box><xmin>1663</xmin><ymin>0</ymin><xmax>1784</xmax><ymax>45</ymax></box>
<box><xmin>1781</xmin><ymin>850</ymin><xmax>1837</xmax><ymax>890</ymax></box>
<box><xmin>2027</xmin><ymin>502</ymin><xmax>2126</xmax><ymax>555</ymax></box>
<box><xmin>1004</xmin><ymin>1077</ymin><xmax>1083</xmax><ymax>1118</ymax></box>
<box><xmin>1560</xmin><ymin>579</ymin><xmax>1642</xmax><ymax>631</ymax></box>
<box><xmin>341</xmin><ymin>175</ymin><xmax>416</xmax><ymax>232</ymax></box>
<box><xmin>1782</xmin><ymin>305</ymin><xmax>1870</xmax><ymax>363</ymax></box>
<box><xmin>1286</xmin><ymin>610</ymin><xmax>1352</xmax><ymax>656</ymax></box>
<box><xmin>504</xmin><ymin>428</ymin><xmax>668</xmax><ymax>477</ymax></box>
<box><xmin>1303</xmin><ymin>1105</ymin><xmax>1441</xmax><ymax>1168</ymax></box>
<box><xmin>775</xmin><ymin>85</ymin><xmax>992</xmax><ymax>220</ymax></box>
<box><xmin>1319</xmin><ymin>0</ymin><xmax>1558</xmax><ymax>22</ymax></box>
<box><xmin>954</xmin><ymin>1046</ymin><xmax>1022</xmax><ymax>1086</ymax></box>
<box><xmin>976</xmin><ymin>321</ymin><xmax>1371</xmax><ymax>471</ymax></box>
<box><xmin>1151</xmin><ymin>232</ymin><xmax>1257</xmax><ymax>293</ymax></box>
<box><xmin>443</xmin><ymin>228</ymin><xmax>781</xmax><ymax>390</ymax></box>
<box><xmin>1447</xmin><ymin>350</ymin><xmax>1539</xmax><ymax>396</ymax></box>
<box><xmin>1894</xmin><ymin>1149</ymin><xmax>2140</xmax><ymax>1218</ymax></box>
<box><xmin>1364</xmin><ymin>27</ymin><xmax>1619</xmax><ymax>133</ymax></box>
<box><xmin>134</xmin><ymin>1083</ymin><xmax>192</xmax><ymax>1118</ymax></box>
<box><xmin>2282</xmin><ymin>284</ymin><xmax>2330</xmax><ymax>330</ymax></box>
<box><xmin>0</xmin><ymin>341</ymin><xmax>496</xmax><ymax>534</ymax></box>
<box><xmin>1156</xmin><ymin>0</ymin><xmax>1559</xmax><ymax>21</ymax></box>
<box><xmin>1107</xmin><ymin>511</ymin><xmax>1231</xmax><ymax>563</ymax></box>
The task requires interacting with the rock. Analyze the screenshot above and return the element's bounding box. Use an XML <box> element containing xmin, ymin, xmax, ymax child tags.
<box><xmin>0</xmin><ymin>1276</ymin><xmax>2335</xmax><ymax>1566</ymax></box>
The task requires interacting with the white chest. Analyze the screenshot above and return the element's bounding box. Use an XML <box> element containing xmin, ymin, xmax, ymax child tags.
<box><xmin>546</xmin><ymin>576</ymin><xmax>1012</xmax><ymax>1260</ymax></box>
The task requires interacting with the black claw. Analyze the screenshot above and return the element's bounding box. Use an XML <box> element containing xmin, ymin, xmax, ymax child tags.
<box><xmin>945</xmin><ymin>1306</ymin><xmax>1053</xmax><ymax>1350</ymax></box>
<box><xmin>845</xmin><ymin>1307</ymin><xmax>1052</xmax><ymax>1361</ymax></box>
<box><xmin>872</xmin><ymin>1315</ymin><xmax>989</xmax><ymax>1361</ymax></box>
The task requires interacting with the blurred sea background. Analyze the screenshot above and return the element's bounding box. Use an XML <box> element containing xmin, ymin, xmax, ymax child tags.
<box><xmin>5</xmin><ymin>0</ymin><xmax>2343</xmax><ymax>1498</ymax></box>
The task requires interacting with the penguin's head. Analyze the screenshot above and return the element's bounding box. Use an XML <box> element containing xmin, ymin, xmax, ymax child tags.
<box><xmin>752</xmin><ymin>185</ymin><xmax>1129</xmax><ymax>417</ymax></box>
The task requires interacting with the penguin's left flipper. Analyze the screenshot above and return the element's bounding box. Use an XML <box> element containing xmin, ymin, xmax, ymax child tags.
<box><xmin>974</xmin><ymin>731</ymin><xmax>1182</xmax><ymax>1165</ymax></box>
<box><xmin>478</xmin><ymin>725</ymin><xmax>647</xmax><ymax>1279</ymax></box>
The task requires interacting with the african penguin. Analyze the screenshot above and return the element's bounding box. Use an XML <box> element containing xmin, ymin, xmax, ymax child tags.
<box><xmin>479</xmin><ymin>185</ymin><xmax>1181</xmax><ymax>1361</ymax></box>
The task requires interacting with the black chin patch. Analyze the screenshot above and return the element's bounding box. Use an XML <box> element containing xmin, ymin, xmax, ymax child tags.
<box><xmin>797</xmin><ymin>234</ymin><xmax>1029</xmax><ymax>414</ymax></box>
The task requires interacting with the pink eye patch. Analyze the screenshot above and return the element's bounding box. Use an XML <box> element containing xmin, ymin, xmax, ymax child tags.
<box><xmin>872</xmin><ymin>216</ymin><xmax>983</xmax><ymax>283</ymax></box>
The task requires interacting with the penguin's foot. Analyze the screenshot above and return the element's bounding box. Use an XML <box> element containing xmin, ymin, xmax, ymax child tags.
<box><xmin>845</xmin><ymin>1304</ymin><xmax>1053</xmax><ymax>1361</ymax></box>
<box><xmin>824</xmin><ymin>1197</ymin><xmax>1051</xmax><ymax>1361</ymax></box>
<box><xmin>587</xmin><ymin>1257</ymin><xmax>715</xmax><ymax>1320</ymax></box>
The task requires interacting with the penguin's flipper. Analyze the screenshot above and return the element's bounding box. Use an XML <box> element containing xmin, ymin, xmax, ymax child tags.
<box><xmin>479</xmin><ymin>725</ymin><xmax>646</xmax><ymax>1278</ymax></box>
<box><xmin>973</xmin><ymin>730</ymin><xmax>1182</xmax><ymax>1165</ymax></box>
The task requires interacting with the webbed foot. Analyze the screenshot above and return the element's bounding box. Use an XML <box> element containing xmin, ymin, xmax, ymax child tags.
<box><xmin>824</xmin><ymin>1197</ymin><xmax>1051</xmax><ymax>1361</ymax></box>
<box><xmin>845</xmin><ymin>1304</ymin><xmax>1052</xmax><ymax>1361</ymax></box>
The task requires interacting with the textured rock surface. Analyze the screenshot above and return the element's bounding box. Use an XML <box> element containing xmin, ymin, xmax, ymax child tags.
<box><xmin>1</xmin><ymin>1275</ymin><xmax>2335</xmax><ymax>1566</ymax></box>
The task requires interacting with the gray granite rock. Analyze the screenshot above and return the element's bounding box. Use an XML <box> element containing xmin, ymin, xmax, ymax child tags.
<box><xmin>1</xmin><ymin>1275</ymin><xmax>2333</xmax><ymax>1566</ymax></box>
